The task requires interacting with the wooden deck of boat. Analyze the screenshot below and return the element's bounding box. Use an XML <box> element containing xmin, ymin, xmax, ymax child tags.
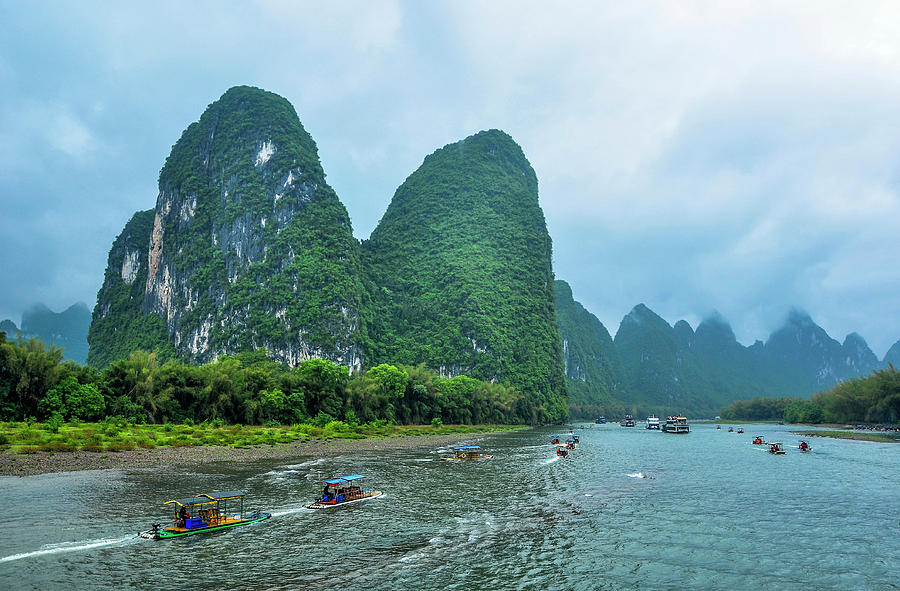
<box><xmin>165</xmin><ymin>515</ymin><xmax>244</xmax><ymax>532</ymax></box>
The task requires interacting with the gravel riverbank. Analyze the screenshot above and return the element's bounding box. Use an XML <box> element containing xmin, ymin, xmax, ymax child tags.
<box><xmin>0</xmin><ymin>433</ymin><xmax>487</xmax><ymax>477</ymax></box>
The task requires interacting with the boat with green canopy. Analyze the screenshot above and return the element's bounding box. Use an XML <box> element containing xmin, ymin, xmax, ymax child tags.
<box><xmin>305</xmin><ymin>475</ymin><xmax>383</xmax><ymax>509</ymax></box>
<box><xmin>140</xmin><ymin>491</ymin><xmax>270</xmax><ymax>539</ymax></box>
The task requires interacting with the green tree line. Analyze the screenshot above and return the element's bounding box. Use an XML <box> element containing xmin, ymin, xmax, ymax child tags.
<box><xmin>719</xmin><ymin>366</ymin><xmax>900</xmax><ymax>424</ymax></box>
<box><xmin>1</xmin><ymin>331</ymin><xmax>540</xmax><ymax>426</ymax></box>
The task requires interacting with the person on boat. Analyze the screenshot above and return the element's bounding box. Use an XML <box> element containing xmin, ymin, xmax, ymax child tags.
<box><xmin>323</xmin><ymin>485</ymin><xmax>332</xmax><ymax>502</ymax></box>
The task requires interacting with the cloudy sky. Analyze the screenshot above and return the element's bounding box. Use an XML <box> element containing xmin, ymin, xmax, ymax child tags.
<box><xmin>1</xmin><ymin>1</ymin><xmax>899</xmax><ymax>356</ymax></box>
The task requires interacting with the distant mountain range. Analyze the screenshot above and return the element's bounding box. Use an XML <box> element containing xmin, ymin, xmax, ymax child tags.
<box><xmin>6</xmin><ymin>85</ymin><xmax>896</xmax><ymax>420</ymax></box>
<box><xmin>1</xmin><ymin>303</ymin><xmax>91</xmax><ymax>364</ymax></box>
<box><xmin>556</xmin><ymin>280</ymin><xmax>898</xmax><ymax>417</ymax></box>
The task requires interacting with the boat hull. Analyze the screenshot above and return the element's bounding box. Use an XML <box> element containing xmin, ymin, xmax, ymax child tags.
<box><xmin>304</xmin><ymin>491</ymin><xmax>383</xmax><ymax>509</ymax></box>
<box><xmin>142</xmin><ymin>512</ymin><xmax>271</xmax><ymax>540</ymax></box>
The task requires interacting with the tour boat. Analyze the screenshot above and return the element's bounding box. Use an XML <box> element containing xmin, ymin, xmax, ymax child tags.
<box><xmin>556</xmin><ymin>446</ymin><xmax>568</xmax><ymax>457</ymax></box>
<box><xmin>768</xmin><ymin>442</ymin><xmax>786</xmax><ymax>455</ymax></box>
<box><xmin>565</xmin><ymin>438</ymin><xmax>576</xmax><ymax>449</ymax></box>
<box><xmin>752</xmin><ymin>435</ymin><xmax>766</xmax><ymax>445</ymax></box>
<box><xmin>596</xmin><ymin>417</ymin><xmax>607</xmax><ymax>424</ymax></box>
<box><xmin>550</xmin><ymin>435</ymin><xmax>561</xmax><ymax>444</ymax></box>
<box><xmin>646</xmin><ymin>416</ymin><xmax>660</xmax><ymax>430</ymax></box>
<box><xmin>737</xmin><ymin>427</ymin><xmax>744</xmax><ymax>434</ymax></box>
<box><xmin>442</xmin><ymin>445</ymin><xmax>493</xmax><ymax>461</ymax></box>
<box><xmin>622</xmin><ymin>415</ymin><xmax>636</xmax><ymax>427</ymax></box>
<box><xmin>140</xmin><ymin>491</ymin><xmax>270</xmax><ymax>539</ymax></box>
<box><xmin>572</xmin><ymin>434</ymin><xmax>580</xmax><ymax>443</ymax></box>
<box><xmin>661</xmin><ymin>416</ymin><xmax>690</xmax><ymax>434</ymax></box>
<box><xmin>305</xmin><ymin>475</ymin><xmax>383</xmax><ymax>509</ymax></box>
<box><xmin>728</xmin><ymin>426</ymin><xmax>734</xmax><ymax>432</ymax></box>
<box><xmin>798</xmin><ymin>441</ymin><xmax>812</xmax><ymax>452</ymax></box>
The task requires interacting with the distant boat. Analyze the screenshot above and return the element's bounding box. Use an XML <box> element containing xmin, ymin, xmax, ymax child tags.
<box><xmin>798</xmin><ymin>441</ymin><xmax>812</xmax><ymax>452</ymax></box>
<box><xmin>646</xmin><ymin>415</ymin><xmax>660</xmax><ymax>430</ymax></box>
<box><xmin>443</xmin><ymin>445</ymin><xmax>493</xmax><ymax>461</ymax></box>
<box><xmin>550</xmin><ymin>434</ymin><xmax>561</xmax><ymax>444</ymax></box>
<box><xmin>661</xmin><ymin>416</ymin><xmax>690</xmax><ymax>434</ymax></box>
<box><xmin>737</xmin><ymin>427</ymin><xmax>744</xmax><ymax>434</ymax></box>
<box><xmin>596</xmin><ymin>417</ymin><xmax>607</xmax><ymax>424</ymax></box>
<box><xmin>768</xmin><ymin>442</ymin><xmax>786</xmax><ymax>455</ymax></box>
<box><xmin>622</xmin><ymin>415</ymin><xmax>636</xmax><ymax>427</ymax></box>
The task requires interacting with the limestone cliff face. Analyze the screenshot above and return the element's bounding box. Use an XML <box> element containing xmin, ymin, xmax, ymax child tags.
<box><xmin>88</xmin><ymin>209</ymin><xmax>171</xmax><ymax>367</ymax></box>
<box><xmin>89</xmin><ymin>86</ymin><xmax>364</xmax><ymax>368</ymax></box>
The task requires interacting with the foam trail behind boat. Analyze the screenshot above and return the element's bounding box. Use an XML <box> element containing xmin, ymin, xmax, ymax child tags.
<box><xmin>270</xmin><ymin>506</ymin><xmax>312</xmax><ymax>517</ymax></box>
<box><xmin>542</xmin><ymin>456</ymin><xmax>560</xmax><ymax>465</ymax></box>
<box><xmin>0</xmin><ymin>536</ymin><xmax>135</xmax><ymax>563</ymax></box>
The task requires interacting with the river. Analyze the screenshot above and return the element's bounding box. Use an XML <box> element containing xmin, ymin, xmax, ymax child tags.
<box><xmin>1</xmin><ymin>423</ymin><xmax>898</xmax><ymax>590</ymax></box>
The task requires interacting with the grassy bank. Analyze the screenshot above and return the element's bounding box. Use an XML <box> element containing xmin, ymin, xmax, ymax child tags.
<box><xmin>0</xmin><ymin>420</ymin><xmax>524</xmax><ymax>455</ymax></box>
<box><xmin>792</xmin><ymin>430</ymin><xmax>900</xmax><ymax>443</ymax></box>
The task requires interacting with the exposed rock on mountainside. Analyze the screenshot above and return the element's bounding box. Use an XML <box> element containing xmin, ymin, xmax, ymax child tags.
<box><xmin>89</xmin><ymin>86</ymin><xmax>365</xmax><ymax>368</ymax></box>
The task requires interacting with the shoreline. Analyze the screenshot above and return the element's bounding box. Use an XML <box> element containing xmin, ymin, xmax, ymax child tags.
<box><xmin>0</xmin><ymin>432</ymin><xmax>503</xmax><ymax>477</ymax></box>
<box><xmin>790</xmin><ymin>429</ymin><xmax>900</xmax><ymax>443</ymax></box>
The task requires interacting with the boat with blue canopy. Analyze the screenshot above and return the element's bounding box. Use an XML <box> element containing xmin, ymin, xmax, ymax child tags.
<box><xmin>442</xmin><ymin>445</ymin><xmax>493</xmax><ymax>461</ymax></box>
<box><xmin>140</xmin><ymin>491</ymin><xmax>270</xmax><ymax>539</ymax></box>
<box><xmin>305</xmin><ymin>475</ymin><xmax>383</xmax><ymax>509</ymax></box>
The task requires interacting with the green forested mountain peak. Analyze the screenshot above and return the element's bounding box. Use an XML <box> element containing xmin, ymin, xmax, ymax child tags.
<box><xmin>364</xmin><ymin>129</ymin><xmax>567</xmax><ymax>422</ymax></box>
<box><xmin>89</xmin><ymin>86</ymin><xmax>364</xmax><ymax>368</ymax></box>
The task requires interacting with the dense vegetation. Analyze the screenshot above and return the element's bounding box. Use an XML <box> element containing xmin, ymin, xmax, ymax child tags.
<box><xmin>719</xmin><ymin>366</ymin><xmax>899</xmax><ymax>425</ymax></box>
<box><xmin>0</xmin><ymin>420</ymin><xmax>516</xmax><ymax>455</ymax></box>
<box><xmin>2</xmin><ymin>331</ymin><xmax>538</xmax><ymax>431</ymax></box>
<box><xmin>89</xmin><ymin>86</ymin><xmax>365</xmax><ymax>368</ymax></box>
<box><xmin>554</xmin><ymin>280</ymin><xmax>624</xmax><ymax>419</ymax></box>
<box><xmin>362</xmin><ymin>130</ymin><xmax>568</xmax><ymax>423</ymax></box>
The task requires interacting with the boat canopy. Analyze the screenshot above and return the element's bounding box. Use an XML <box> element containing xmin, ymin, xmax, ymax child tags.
<box><xmin>319</xmin><ymin>475</ymin><xmax>366</xmax><ymax>485</ymax></box>
<box><xmin>452</xmin><ymin>445</ymin><xmax>481</xmax><ymax>450</ymax></box>
<box><xmin>163</xmin><ymin>491</ymin><xmax>245</xmax><ymax>507</ymax></box>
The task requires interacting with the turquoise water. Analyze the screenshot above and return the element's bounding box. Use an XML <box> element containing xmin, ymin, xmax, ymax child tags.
<box><xmin>1</xmin><ymin>424</ymin><xmax>898</xmax><ymax>590</ymax></box>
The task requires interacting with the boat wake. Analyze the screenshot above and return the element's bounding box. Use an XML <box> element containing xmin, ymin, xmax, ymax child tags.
<box><xmin>282</xmin><ymin>458</ymin><xmax>326</xmax><ymax>469</ymax></box>
<box><xmin>627</xmin><ymin>472</ymin><xmax>646</xmax><ymax>479</ymax></box>
<box><xmin>0</xmin><ymin>536</ymin><xmax>136</xmax><ymax>563</ymax></box>
<box><xmin>270</xmin><ymin>505</ymin><xmax>312</xmax><ymax>517</ymax></box>
<box><xmin>542</xmin><ymin>456</ymin><xmax>560</xmax><ymax>465</ymax></box>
